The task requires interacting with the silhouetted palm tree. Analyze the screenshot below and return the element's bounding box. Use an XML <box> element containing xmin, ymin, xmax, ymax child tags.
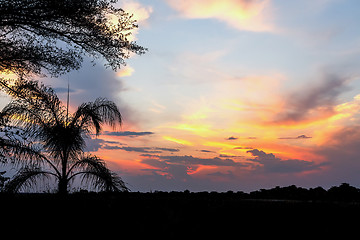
<box><xmin>0</xmin><ymin>79</ymin><xmax>127</xmax><ymax>194</ymax></box>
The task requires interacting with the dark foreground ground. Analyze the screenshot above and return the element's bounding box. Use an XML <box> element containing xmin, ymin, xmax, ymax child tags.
<box><xmin>1</xmin><ymin>185</ymin><xmax>360</xmax><ymax>237</ymax></box>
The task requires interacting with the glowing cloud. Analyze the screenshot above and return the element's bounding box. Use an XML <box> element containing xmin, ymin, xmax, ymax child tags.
<box><xmin>120</xmin><ymin>0</ymin><xmax>153</xmax><ymax>26</ymax></box>
<box><xmin>117</xmin><ymin>65</ymin><xmax>135</xmax><ymax>77</ymax></box>
<box><xmin>163</xmin><ymin>136</ymin><xmax>193</xmax><ymax>146</ymax></box>
<box><xmin>165</xmin><ymin>0</ymin><xmax>275</xmax><ymax>32</ymax></box>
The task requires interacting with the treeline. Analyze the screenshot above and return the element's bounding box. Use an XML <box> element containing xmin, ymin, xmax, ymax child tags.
<box><xmin>1</xmin><ymin>183</ymin><xmax>359</xmax><ymax>202</ymax></box>
<box><xmin>143</xmin><ymin>183</ymin><xmax>360</xmax><ymax>202</ymax></box>
<box><xmin>247</xmin><ymin>183</ymin><xmax>360</xmax><ymax>201</ymax></box>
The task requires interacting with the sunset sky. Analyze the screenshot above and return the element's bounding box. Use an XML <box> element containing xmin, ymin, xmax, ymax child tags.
<box><xmin>3</xmin><ymin>0</ymin><xmax>360</xmax><ymax>192</ymax></box>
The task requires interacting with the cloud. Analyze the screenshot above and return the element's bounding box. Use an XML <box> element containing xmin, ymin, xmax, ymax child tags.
<box><xmin>116</xmin><ymin>65</ymin><xmax>135</xmax><ymax>77</ymax></box>
<box><xmin>165</xmin><ymin>0</ymin><xmax>275</xmax><ymax>32</ymax></box>
<box><xmin>85</xmin><ymin>138</ymin><xmax>107</xmax><ymax>152</ymax></box>
<box><xmin>103</xmin><ymin>131</ymin><xmax>154</xmax><ymax>137</ymax></box>
<box><xmin>247</xmin><ymin>149</ymin><xmax>321</xmax><ymax>173</ymax></box>
<box><xmin>207</xmin><ymin>170</ymin><xmax>235</xmax><ymax>179</ymax></box>
<box><xmin>313</xmin><ymin>125</ymin><xmax>360</xmax><ymax>187</ymax></box>
<box><xmin>155</xmin><ymin>147</ymin><xmax>181</xmax><ymax>153</ymax></box>
<box><xmin>219</xmin><ymin>154</ymin><xmax>245</xmax><ymax>159</ymax></box>
<box><xmin>226</xmin><ymin>136</ymin><xmax>238</xmax><ymax>140</ymax></box>
<box><xmin>85</xmin><ymin>138</ymin><xmax>180</xmax><ymax>154</ymax></box>
<box><xmin>43</xmin><ymin>61</ymin><xmax>141</xmax><ymax>126</ymax></box>
<box><xmin>120</xmin><ymin>146</ymin><xmax>179</xmax><ymax>153</ymax></box>
<box><xmin>120</xmin><ymin>147</ymin><xmax>159</xmax><ymax>153</ymax></box>
<box><xmin>160</xmin><ymin>155</ymin><xmax>244</xmax><ymax>167</ymax></box>
<box><xmin>198</xmin><ymin>149</ymin><xmax>216</xmax><ymax>153</ymax></box>
<box><xmin>163</xmin><ymin>136</ymin><xmax>193</xmax><ymax>146</ymax></box>
<box><xmin>120</xmin><ymin>0</ymin><xmax>153</xmax><ymax>25</ymax></box>
<box><xmin>247</xmin><ymin>137</ymin><xmax>258</xmax><ymax>140</ymax></box>
<box><xmin>85</xmin><ymin>138</ymin><xmax>123</xmax><ymax>152</ymax></box>
<box><xmin>139</xmin><ymin>154</ymin><xmax>245</xmax><ymax>181</ymax></box>
<box><xmin>271</xmin><ymin>72</ymin><xmax>351</xmax><ymax>125</ymax></box>
<box><xmin>234</xmin><ymin>146</ymin><xmax>254</xmax><ymax>150</ymax></box>
<box><xmin>53</xmin><ymin>87</ymin><xmax>76</xmax><ymax>94</ymax></box>
<box><xmin>142</xmin><ymin>154</ymin><xmax>244</xmax><ymax>168</ymax></box>
<box><xmin>141</xmin><ymin>158</ymin><xmax>191</xmax><ymax>180</ymax></box>
<box><xmin>278</xmin><ymin>135</ymin><xmax>312</xmax><ymax>140</ymax></box>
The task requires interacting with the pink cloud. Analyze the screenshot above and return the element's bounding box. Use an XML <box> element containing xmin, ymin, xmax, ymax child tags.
<box><xmin>165</xmin><ymin>0</ymin><xmax>275</xmax><ymax>32</ymax></box>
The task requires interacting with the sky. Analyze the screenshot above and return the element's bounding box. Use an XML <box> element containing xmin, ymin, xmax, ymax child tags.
<box><xmin>3</xmin><ymin>0</ymin><xmax>360</xmax><ymax>192</ymax></box>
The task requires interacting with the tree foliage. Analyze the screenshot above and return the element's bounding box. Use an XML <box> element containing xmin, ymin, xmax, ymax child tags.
<box><xmin>0</xmin><ymin>78</ymin><xmax>128</xmax><ymax>193</ymax></box>
<box><xmin>0</xmin><ymin>0</ymin><xmax>147</xmax><ymax>77</ymax></box>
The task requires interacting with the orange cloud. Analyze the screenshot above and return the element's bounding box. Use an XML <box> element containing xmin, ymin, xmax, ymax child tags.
<box><xmin>116</xmin><ymin>65</ymin><xmax>135</xmax><ymax>77</ymax></box>
<box><xmin>120</xmin><ymin>0</ymin><xmax>152</xmax><ymax>26</ymax></box>
<box><xmin>165</xmin><ymin>0</ymin><xmax>275</xmax><ymax>32</ymax></box>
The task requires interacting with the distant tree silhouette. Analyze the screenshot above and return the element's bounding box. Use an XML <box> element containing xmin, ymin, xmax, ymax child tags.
<box><xmin>328</xmin><ymin>183</ymin><xmax>360</xmax><ymax>201</ymax></box>
<box><xmin>0</xmin><ymin>79</ymin><xmax>127</xmax><ymax>194</ymax></box>
<box><xmin>0</xmin><ymin>0</ymin><xmax>147</xmax><ymax>77</ymax></box>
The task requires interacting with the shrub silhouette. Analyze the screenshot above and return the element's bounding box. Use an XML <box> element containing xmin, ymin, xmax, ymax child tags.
<box><xmin>0</xmin><ymin>79</ymin><xmax>127</xmax><ymax>194</ymax></box>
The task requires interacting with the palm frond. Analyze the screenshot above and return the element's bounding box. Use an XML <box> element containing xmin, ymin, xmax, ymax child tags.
<box><xmin>4</xmin><ymin>167</ymin><xmax>55</xmax><ymax>193</ymax></box>
<box><xmin>0</xmin><ymin>78</ymin><xmax>62</xmax><ymax>110</ymax></box>
<box><xmin>0</xmin><ymin>100</ymin><xmax>46</xmax><ymax>134</ymax></box>
<box><xmin>0</xmin><ymin>137</ymin><xmax>45</xmax><ymax>165</ymax></box>
<box><xmin>91</xmin><ymin>98</ymin><xmax>122</xmax><ymax>129</ymax></box>
<box><xmin>41</xmin><ymin>123</ymin><xmax>85</xmax><ymax>163</ymax></box>
<box><xmin>0</xmin><ymin>78</ymin><xmax>65</xmax><ymax>127</ymax></box>
<box><xmin>72</xmin><ymin>98</ymin><xmax>122</xmax><ymax>136</ymax></box>
<box><xmin>68</xmin><ymin>155</ymin><xmax>128</xmax><ymax>192</ymax></box>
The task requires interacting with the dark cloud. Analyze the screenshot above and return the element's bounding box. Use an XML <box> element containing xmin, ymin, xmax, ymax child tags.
<box><xmin>226</xmin><ymin>136</ymin><xmax>238</xmax><ymax>140</ymax></box>
<box><xmin>138</xmin><ymin>154</ymin><xmax>246</xmax><ymax>184</ymax></box>
<box><xmin>141</xmin><ymin>158</ymin><xmax>191</xmax><ymax>181</ymax></box>
<box><xmin>207</xmin><ymin>170</ymin><xmax>235</xmax><ymax>179</ymax></box>
<box><xmin>219</xmin><ymin>154</ymin><xmax>244</xmax><ymax>159</ymax></box>
<box><xmin>53</xmin><ymin>87</ymin><xmax>76</xmax><ymax>94</ymax></box>
<box><xmin>85</xmin><ymin>138</ymin><xmax>106</xmax><ymax>152</ymax></box>
<box><xmin>103</xmin><ymin>131</ymin><xmax>154</xmax><ymax>137</ymax></box>
<box><xmin>162</xmin><ymin>155</ymin><xmax>244</xmax><ymax>167</ymax></box>
<box><xmin>102</xmin><ymin>145</ymin><xmax>124</xmax><ymax>150</ymax></box>
<box><xmin>43</xmin><ymin>59</ymin><xmax>139</xmax><ymax>126</ymax></box>
<box><xmin>140</xmin><ymin>154</ymin><xmax>160</xmax><ymax>158</ymax></box>
<box><xmin>247</xmin><ymin>149</ymin><xmax>321</xmax><ymax>173</ymax></box>
<box><xmin>120</xmin><ymin>146</ymin><xmax>179</xmax><ymax>153</ymax></box>
<box><xmin>85</xmin><ymin>138</ymin><xmax>123</xmax><ymax>152</ymax></box>
<box><xmin>120</xmin><ymin>147</ymin><xmax>162</xmax><ymax>153</ymax></box>
<box><xmin>141</xmin><ymin>158</ymin><xmax>169</xmax><ymax>169</ymax></box>
<box><xmin>278</xmin><ymin>134</ymin><xmax>312</xmax><ymax>140</ymax></box>
<box><xmin>234</xmin><ymin>146</ymin><xmax>254</xmax><ymax>150</ymax></box>
<box><xmin>141</xmin><ymin>154</ymin><xmax>244</xmax><ymax>167</ymax></box>
<box><xmin>314</xmin><ymin>125</ymin><xmax>360</xmax><ymax>186</ymax></box>
<box><xmin>86</xmin><ymin>140</ymin><xmax>180</xmax><ymax>153</ymax></box>
<box><xmin>198</xmin><ymin>149</ymin><xmax>216</xmax><ymax>153</ymax></box>
<box><xmin>155</xmin><ymin>147</ymin><xmax>180</xmax><ymax>152</ymax></box>
<box><xmin>46</xmin><ymin>61</ymin><xmax>124</xmax><ymax>104</ymax></box>
<box><xmin>271</xmin><ymin>73</ymin><xmax>350</xmax><ymax>124</ymax></box>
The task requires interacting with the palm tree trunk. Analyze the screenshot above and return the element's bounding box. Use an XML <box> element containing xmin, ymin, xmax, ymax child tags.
<box><xmin>58</xmin><ymin>150</ymin><xmax>69</xmax><ymax>194</ymax></box>
<box><xmin>58</xmin><ymin>177</ymin><xmax>68</xmax><ymax>194</ymax></box>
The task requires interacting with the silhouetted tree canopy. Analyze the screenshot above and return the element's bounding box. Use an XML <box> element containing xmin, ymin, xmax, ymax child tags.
<box><xmin>0</xmin><ymin>0</ymin><xmax>147</xmax><ymax>77</ymax></box>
